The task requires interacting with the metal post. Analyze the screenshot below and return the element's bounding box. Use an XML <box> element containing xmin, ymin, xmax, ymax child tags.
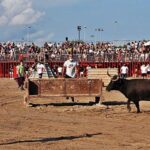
<box><xmin>83</xmin><ymin>26</ymin><xmax>87</xmax><ymax>42</ymax></box>
<box><xmin>77</xmin><ymin>26</ymin><xmax>81</xmax><ymax>41</ymax></box>
<box><xmin>28</xmin><ymin>26</ymin><xmax>31</xmax><ymax>43</ymax></box>
<box><xmin>97</xmin><ymin>28</ymin><xmax>104</xmax><ymax>42</ymax></box>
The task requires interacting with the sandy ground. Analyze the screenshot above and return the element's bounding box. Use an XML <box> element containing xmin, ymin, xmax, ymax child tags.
<box><xmin>0</xmin><ymin>78</ymin><xmax>150</xmax><ymax>150</ymax></box>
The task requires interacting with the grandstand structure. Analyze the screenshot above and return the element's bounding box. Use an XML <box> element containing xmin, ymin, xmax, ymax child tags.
<box><xmin>0</xmin><ymin>40</ymin><xmax>150</xmax><ymax>78</ymax></box>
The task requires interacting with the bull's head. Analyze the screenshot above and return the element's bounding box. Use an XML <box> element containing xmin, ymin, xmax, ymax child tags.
<box><xmin>106</xmin><ymin>75</ymin><xmax>123</xmax><ymax>91</ymax></box>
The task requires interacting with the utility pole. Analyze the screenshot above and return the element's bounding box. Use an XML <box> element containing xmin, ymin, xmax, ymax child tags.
<box><xmin>77</xmin><ymin>26</ymin><xmax>81</xmax><ymax>41</ymax></box>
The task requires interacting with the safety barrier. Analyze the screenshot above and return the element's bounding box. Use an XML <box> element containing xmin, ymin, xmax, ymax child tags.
<box><xmin>0</xmin><ymin>61</ymin><xmax>148</xmax><ymax>78</ymax></box>
<box><xmin>0</xmin><ymin>61</ymin><xmax>34</xmax><ymax>78</ymax></box>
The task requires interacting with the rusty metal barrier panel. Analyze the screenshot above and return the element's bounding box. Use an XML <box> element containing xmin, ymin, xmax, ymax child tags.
<box><xmin>25</xmin><ymin>78</ymin><xmax>102</xmax><ymax>104</ymax></box>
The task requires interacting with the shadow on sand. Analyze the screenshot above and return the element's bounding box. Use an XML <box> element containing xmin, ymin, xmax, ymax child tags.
<box><xmin>28</xmin><ymin>100</ymin><xmax>127</xmax><ymax>108</ymax></box>
<box><xmin>0</xmin><ymin>133</ymin><xmax>102</xmax><ymax>145</ymax></box>
<box><xmin>102</xmin><ymin>101</ymin><xmax>127</xmax><ymax>106</ymax></box>
<box><xmin>30</xmin><ymin>101</ymin><xmax>97</xmax><ymax>107</ymax></box>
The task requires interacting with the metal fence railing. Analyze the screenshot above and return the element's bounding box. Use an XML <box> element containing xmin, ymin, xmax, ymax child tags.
<box><xmin>0</xmin><ymin>52</ymin><xmax>150</xmax><ymax>63</ymax></box>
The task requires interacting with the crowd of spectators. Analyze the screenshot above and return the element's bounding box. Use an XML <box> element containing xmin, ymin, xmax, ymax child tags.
<box><xmin>0</xmin><ymin>40</ymin><xmax>150</xmax><ymax>62</ymax></box>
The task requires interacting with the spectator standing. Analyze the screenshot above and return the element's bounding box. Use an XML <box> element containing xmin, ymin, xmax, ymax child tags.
<box><xmin>18</xmin><ymin>61</ymin><xmax>25</xmax><ymax>90</ymax></box>
<box><xmin>9</xmin><ymin>65</ymin><xmax>13</xmax><ymax>79</ymax></box>
<box><xmin>79</xmin><ymin>65</ymin><xmax>85</xmax><ymax>77</ymax></box>
<box><xmin>86</xmin><ymin>64</ymin><xmax>92</xmax><ymax>77</ymax></box>
<box><xmin>140</xmin><ymin>63</ymin><xmax>148</xmax><ymax>79</ymax></box>
<box><xmin>37</xmin><ymin>61</ymin><xmax>45</xmax><ymax>78</ymax></box>
<box><xmin>24</xmin><ymin>63</ymin><xmax>29</xmax><ymax>78</ymax></box>
<box><xmin>62</xmin><ymin>54</ymin><xmax>79</xmax><ymax>102</ymax></box>
<box><xmin>63</xmin><ymin>54</ymin><xmax>79</xmax><ymax>78</ymax></box>
<box><xmin>147</xmin><ymin>64</ymin><xmax>150</xmax><ymax>78</ymax></box>
<box><xmin>57</xmin><ymin>66</ymin><xmax>63</xmax><ymax>77</ymax></box>
<box><xmin>120</xmin><ymin>64</ymin><xmax>129</xmax><ymax>79</ymax></box>
<box><xmin>133</xmin><ymin>65</ymin><xmax>138</xmax><ymax>78</ymax></box>
<box><xmin>31</xmin><ymin>59</ymin><xmax>38</xmax><ymax>78</ymax></box>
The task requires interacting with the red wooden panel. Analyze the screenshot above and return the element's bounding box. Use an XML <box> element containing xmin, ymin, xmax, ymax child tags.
<box><xmin>40</xmin><ymin>79</ymin><xmax>65</xmax><ymax>96</ymax></box>
<box><xmin>28</xmin><ymin>78</ymin><xmax>102</xmax><ymax>98</ymax></box>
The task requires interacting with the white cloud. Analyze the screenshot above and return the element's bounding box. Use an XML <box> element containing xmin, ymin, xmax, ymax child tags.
<box><xmin>0</xmin><ymin>0</ymin><xmax>44</xmax><ymax>26</ymax></box>
<box><xmin>10</xmin><ymin>8</ymin><xmax>44</xmax><ymax>25</ymax></box>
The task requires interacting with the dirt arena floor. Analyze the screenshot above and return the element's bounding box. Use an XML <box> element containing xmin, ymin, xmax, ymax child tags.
<box><xmin>0</xmin><ymin>78</ymin><xmax>150</xmax><ymax>150</ymax></box>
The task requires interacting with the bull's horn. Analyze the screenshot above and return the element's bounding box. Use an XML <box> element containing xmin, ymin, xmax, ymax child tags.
<box><xmin>107</xmin><ymin>68</ymin><xmax>113</xmax><ymax>77</ymax></box>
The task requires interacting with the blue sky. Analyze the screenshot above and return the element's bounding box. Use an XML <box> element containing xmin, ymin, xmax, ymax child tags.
<box><xmin>0</xmin><ymin>0</ymin><xmax>150</xmax><ymax>45</ymax></box>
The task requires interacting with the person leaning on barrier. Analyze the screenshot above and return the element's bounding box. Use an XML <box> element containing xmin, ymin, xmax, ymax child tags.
<box><xmin>62</xmin><ymin>54</ymin><xmax>79</xmax><ymax>102</ymax></box>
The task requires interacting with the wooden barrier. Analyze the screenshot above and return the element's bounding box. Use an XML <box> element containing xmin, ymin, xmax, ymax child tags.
<box><xmin>87</xmin><ymin>68</ymin><xmax>118</xmax><ymax>86</ymax></box>
<box><xmin>24</xmin><ymin>78</ymin><xmax>103</xmax><ymax>105</ymax></box>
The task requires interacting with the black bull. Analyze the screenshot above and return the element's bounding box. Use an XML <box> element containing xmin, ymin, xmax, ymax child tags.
<box><xmin>106</xmin><ymin>76</ymin><xmax>150</xmax><ymax>113</ymax></box>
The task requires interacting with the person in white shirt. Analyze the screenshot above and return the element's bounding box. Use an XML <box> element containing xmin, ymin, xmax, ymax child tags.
<box><xmin>62</xmin><ymin>54</ymin><xmax>79</xmax><ymax>102</ymax></box>
<box><xmin>147</xmin><ymin>64</ymin><xmax>150</xmax><ymax>78</ymax></box>
<box><xmin>120</xmin><ymin>64</ymin><xmax>129</xmax><ymax>79</ymax></box>
<box><xmin>63</xmin><ymin>54</ymin><xmax>79</xmax><ymax>78</ymax></box>
<box><xmin>140</xmin><ymin>64</ymin><xmax>148</xmax><ymax>79</ymax></box>
<box><xmin>37</xmin><ymin>61</ymin><xmax>45</xmax><ymax>78</ymax></box>
<box><xmin>57</xmin><ymin>66</ymin><xmax>63</xmax><ymax>77</ymax></box>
